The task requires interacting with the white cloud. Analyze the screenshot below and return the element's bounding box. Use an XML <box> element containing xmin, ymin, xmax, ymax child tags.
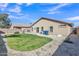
<box><xmin>0</xmin><ymin>3</ymin><xmax>8</xmax><ymax>8</ymax></box>
<box><xmin>0</xmin><ymin>3</ymin><xmax>8</xmax><ymax>11</ymax></box>
<box><xmin>48</xmin><ymin>11</ymin><xmax>61</xmax><ymax>14</ymax></box>
<box><xmin>16</xmin><ymin>13</ymin><xmax>24</xmax><ymax>16</ymax></box>
<box><xmin>74</xmin><ymin>22</ymin><xmax>79</xmax><ymax>27</ymax></box>
<box><xmin>17</xmin><ymin>3</ymin><xmax>33</xmax><ymax>6</ymax></box>
<box><xmin>17</xmin><ymin>3</ymin><xmax>23</xmax><ymax>5</ymax></box>
<box><xmin>64</xmin><ymin>16</ymin><xmax>79</xmax><ymax>26</ymax></box>
<box><xmin>26</xmin><ymin>3</ymin><xmax>33</xmax><ymax>6</ymax></box>
<box><xmin>9</xmin><ymin>14</ymin><xmax>33</xmax><ymax>24</ymax></box>
<box><xmin>47</xmin><ymin>3</ymin><xmax>71</xmax><ymax>14</ymax></box>
<box><xmin>49</xmin><ymin>3</ymin><xmax>70</xmax><ymax>11</ymax></box>
<box><xmin>66</xmin><ymin>16</ymin><xmax>79</xmax><ymax>20</ymax></box>
<box><xmin>9</xmin><ymin>14</ymin><xmax>29</xmax><ymax>19</ymax></box>
<box><xmin>8</xmin><ymin>5</ymin><xmax>21</xmax><ymax>13</ymax></box>
<box><xmin>7</xmin><ymin>12</ymin><xmax>11</xmax><ymax>15</ymax></box>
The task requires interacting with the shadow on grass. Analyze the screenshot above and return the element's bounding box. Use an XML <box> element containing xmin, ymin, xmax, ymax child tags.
<box><xmin>4</xmin><ymin>34</ymin><xmax>21</xmax><ymax>38</ymax></box>
<box><xmin>0</xmin><ymin>34</ymin><xmax>7</xmax><ymax>56</ymax></box>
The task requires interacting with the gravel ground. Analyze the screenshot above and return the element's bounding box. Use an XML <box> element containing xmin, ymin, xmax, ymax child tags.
<box><xmin>53</xmin><ymin>34</ymin><xmax>79</xmax><ymax>56</ymax></box>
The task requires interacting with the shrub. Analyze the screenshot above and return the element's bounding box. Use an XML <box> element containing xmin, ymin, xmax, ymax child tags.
<box><xmin>14</xmin><ymin>31</ymin><xmax>19</xmax><ymax>34</ymax></box>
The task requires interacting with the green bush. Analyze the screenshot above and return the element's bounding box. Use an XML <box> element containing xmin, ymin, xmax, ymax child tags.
<box><xmin>14</xmin><ymin>31</ymin><xmax>20</xmax><ymax>34</ymax></box>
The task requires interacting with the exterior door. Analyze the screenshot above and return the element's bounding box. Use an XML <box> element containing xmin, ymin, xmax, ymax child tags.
<box><xmin>36</xmin><ymin>27</ymin><xmax>39</xmax><ymax>33</ymax></box>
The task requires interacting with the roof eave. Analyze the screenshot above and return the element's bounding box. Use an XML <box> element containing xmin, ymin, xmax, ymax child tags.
<box><xmin>31</xmin><ymin>17</ymin><xmax>73</xmax><ymax>27</ymax></box>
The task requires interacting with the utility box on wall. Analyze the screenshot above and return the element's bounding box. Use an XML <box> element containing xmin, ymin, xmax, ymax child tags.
<box><xmin>43</xmin><ymin>31</ymin><xmax>48</xmax><ymax>35</ymax></box>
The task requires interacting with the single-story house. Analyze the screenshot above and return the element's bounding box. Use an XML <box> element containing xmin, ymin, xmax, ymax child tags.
<box><xmin>10</xmin><ymin>24</ymin><xmax>32</xmax><ymax>33</ymax></box>
<box><xmin>0</xmin><ymin>17</ymin><xmax>73</xmax><ymax>36</ymax></box>
<box><xmin>31</xmin><ymin>17</ymin><xmax>73</xmax><ymax>36</ymax></box>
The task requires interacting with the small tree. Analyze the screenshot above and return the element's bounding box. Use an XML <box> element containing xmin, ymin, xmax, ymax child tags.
<box><xmin>0</xmin><ymin>14</ymin><xmax>11</xmax><ymax>28</ymax></box>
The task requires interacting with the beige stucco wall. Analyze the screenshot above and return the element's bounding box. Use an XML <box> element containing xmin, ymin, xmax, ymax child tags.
<box><xmin>10</xmin><ymin>25</ymin><xmax>32</xmax><ymax>33</ymax></box>
<box><xmin>32</xmin><ymin>19</ymin><xmax>72</xmax><ymax>36</ymax></box>
<box><xmin>12</xmin><ymin>27</ymin><xmax>32</xmax><ymax>33</ymax></box>
<box><xmin>21</xmin><ymin>27</ymin><xmax>32</xmax><ymax>33</ymax></box>
<box><xmin>0</xmin><ymin>28</ymin><xmax>18</xmax><ymax>34</ymax></box>
<box><xmin>0</xmin><ymin>27</ymin><xmax>32</xmax><ymax>34</ymax></box>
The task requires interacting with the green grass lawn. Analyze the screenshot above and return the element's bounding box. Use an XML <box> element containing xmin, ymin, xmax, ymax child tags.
<box><xmin>6</xmin><ymin>34</ymin><xmax>52</xmax><ymax>51</ymax></box>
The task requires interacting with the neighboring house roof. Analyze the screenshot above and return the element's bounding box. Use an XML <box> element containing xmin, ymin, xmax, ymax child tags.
<box><xmin>12</xmin><ymin>24</ymin><xmax>31</xmax><ymax>28</ymax></box>
<box><xmin>75</xmin><ymin>26</ymin><xmax>79</xmax><ymax>29</ymax></box>
<box><xmin>13</xmin><ymin>26</ymin><xmax>30</xmax><ymax>28</ymax></box>
<box><xmin>31</xmin><ymin>17</ymin><xmax>73</xmax><ymax>27</ymax></box>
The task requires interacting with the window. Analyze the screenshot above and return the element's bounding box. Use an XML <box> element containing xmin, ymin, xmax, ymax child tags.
<box><xmin>27</xmin><ymin>30</ymin><xmax>30</xmax><ymax>32</ymax></box>
<box><xmin>50</xmin><ymin>26</ymin><xmax>53</xmax><ymax>32</ymax></box>
<box><xmin>36</xmin><ymin>27</ymin><xmax>39</xmax><ymax>33</ymax></box>
<box><xmin>41</xmin><ymin>27</ymin><xmax>44</xmax><ymax>31</ymax></box>
<box><xmin>32</xmin><ymin>27</ymin><xmax>33</xmax><ymax>31</ymax></box>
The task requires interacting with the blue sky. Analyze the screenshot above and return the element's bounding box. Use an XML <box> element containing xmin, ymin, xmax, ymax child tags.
<box><xmin>0</xmin><ymin>3</ymin><xmax>79</xmax><ymax>27</ymax></box>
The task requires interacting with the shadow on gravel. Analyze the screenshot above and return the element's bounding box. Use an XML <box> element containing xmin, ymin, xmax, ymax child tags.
<box><xmin>0</xmin><ymin>34</ymin><xmax>7</xmax><ymax>56</ymax></box>
<box><xmin>52</xmin><ymin>34</ymin><xmax>79</xmax><ymax>56</ymax></box>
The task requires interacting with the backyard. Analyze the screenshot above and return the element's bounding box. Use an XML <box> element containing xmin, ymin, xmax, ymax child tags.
<box><xmin>5</xmin><ymin>34</ymin><xmax>52</xmax><ymax>51</ymax></box>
